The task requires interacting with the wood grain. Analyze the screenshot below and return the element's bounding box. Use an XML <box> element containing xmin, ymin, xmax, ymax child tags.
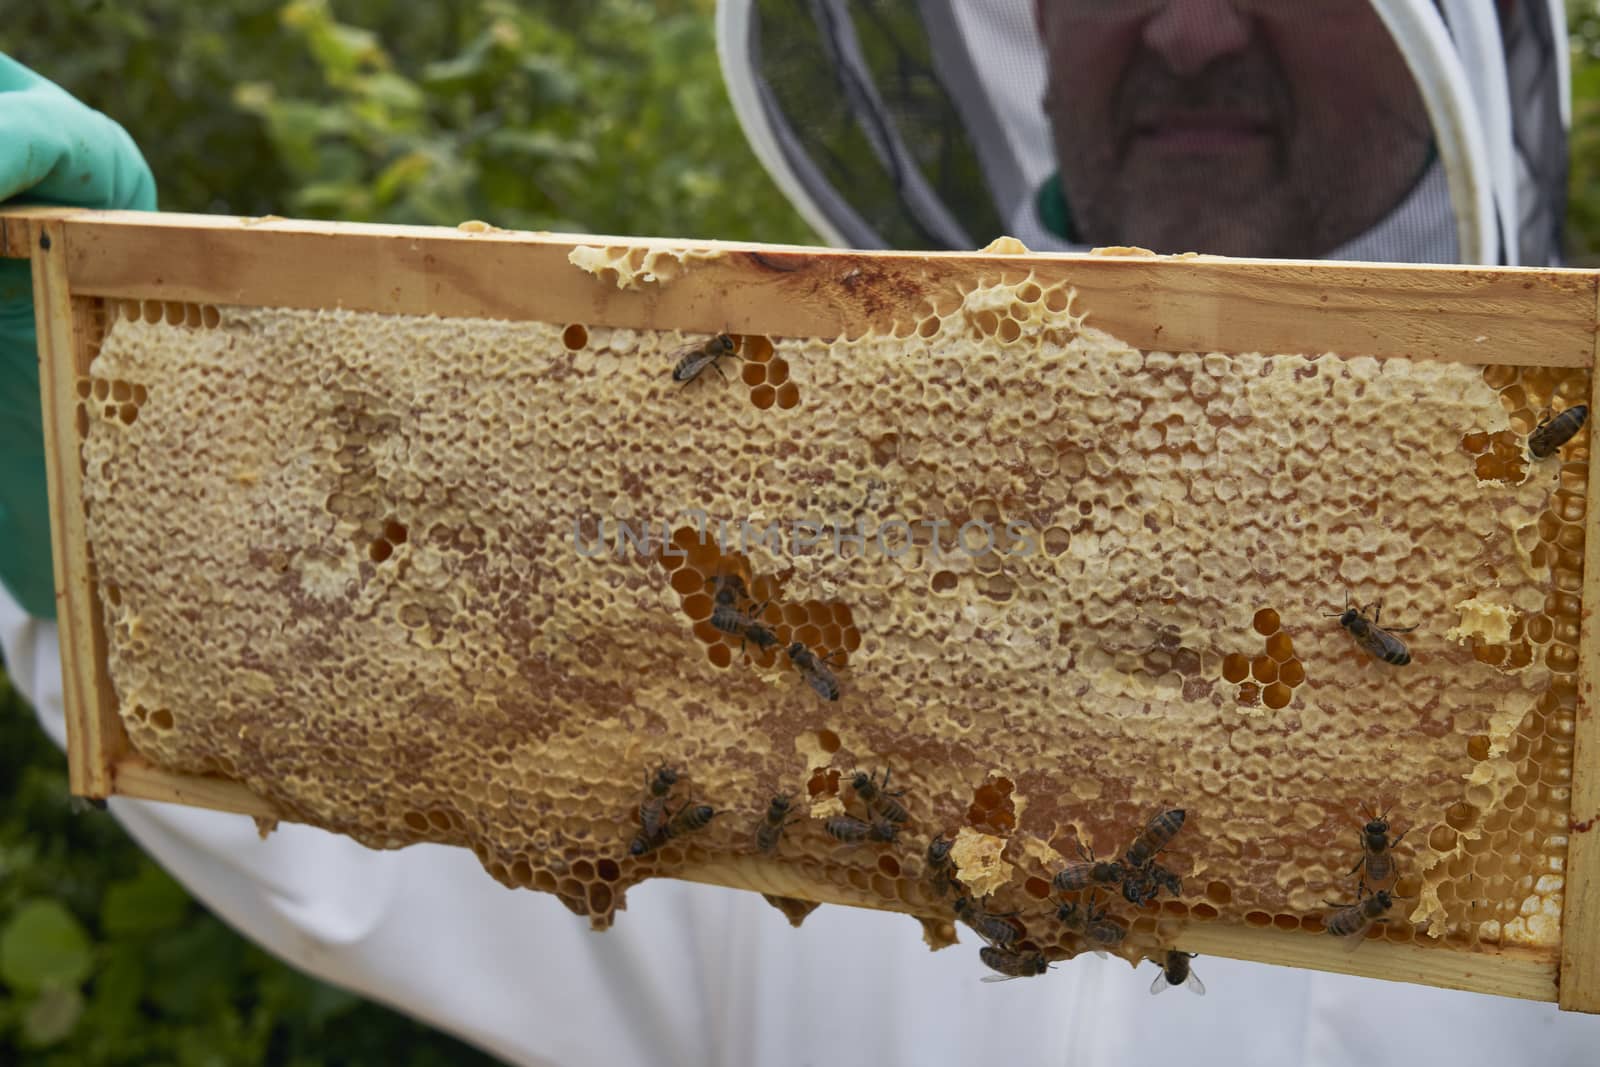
<box><xmin>678</xmin><ymin>858</ymin><xmax>1557</xmax><ymax>1002</ymax></box>
<box><xmin>0</xmin><ymin>208</ymin><xmax>1588</xmax><ymax>366</ymax></box>
<box><xmin>112</xmin><ymin>757</ymin><xmax>280</xmax><ymax>819</ymax></box>
<box><xmin>32</xmin><ymin>221</ymin><xmax>125</xmax><ymax>797</ymax></box>
<box><xmin>1560</xmin><ymin>309</ymin><xmax>1600</xmax><ymax>1012</ymax></box>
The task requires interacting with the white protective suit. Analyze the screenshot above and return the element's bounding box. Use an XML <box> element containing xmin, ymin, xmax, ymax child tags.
<box><xmin>10</xmin><ymin>0</ymin><xmax>1600</xmax><ymax>1063</ymax></box>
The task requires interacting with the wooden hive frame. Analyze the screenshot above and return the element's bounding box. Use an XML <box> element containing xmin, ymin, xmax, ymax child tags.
<box><xmin>2</xmin><ymin>206</ymin><xmax>1597</xmax><ymax>1011</ymax></box>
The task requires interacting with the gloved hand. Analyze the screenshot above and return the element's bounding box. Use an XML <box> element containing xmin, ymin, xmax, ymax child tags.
<box><xmin>0</xmin><ymin>53</ymin><xmax>156</xmax><ymax>618</ymax></box>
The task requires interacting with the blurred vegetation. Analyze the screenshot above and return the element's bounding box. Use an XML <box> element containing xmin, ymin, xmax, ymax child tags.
<box><xmin>1568</xmin><ymin>0</ymin><xmax>1600</xmax><ymax>262</ymax></box>
<box><xmin>0</xmin><ymin>0</ymin><xmax>811</xmax><ymax>1062</ymax></box>
<box><xmin>6</xmin><ymin>1</ymin><xmax>1600</xmax><ymax>1062</ymax></box>
<box><xmin>0</xmin><ymin>0</ymin><xmax>814</xmax><ymax>241</ymax></box>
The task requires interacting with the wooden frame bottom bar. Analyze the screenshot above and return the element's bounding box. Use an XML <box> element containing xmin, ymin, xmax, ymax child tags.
<box><xmin>108</xmin><ymin>762</ymin><xmax>1557</xmax><ymax>1003</ymax></box>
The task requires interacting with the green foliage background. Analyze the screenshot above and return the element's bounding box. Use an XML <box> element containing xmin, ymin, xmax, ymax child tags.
<box><xmin>5</xmin><ymin>1</ymin><xmax>1600</xmax><ymax>1062</ymax></box>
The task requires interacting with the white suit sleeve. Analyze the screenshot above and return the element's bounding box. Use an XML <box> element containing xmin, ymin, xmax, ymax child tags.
<box><xmin>6</xmin><ymin>580</ymin><xmax>1599</xmax><ymax>1067</ymax></box>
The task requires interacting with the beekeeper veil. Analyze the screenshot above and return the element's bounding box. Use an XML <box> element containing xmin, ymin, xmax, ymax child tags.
<box><xmin>717</xmin><ymin>0</ymin><xmax>1569</xmax><ymax>265</ymax></box>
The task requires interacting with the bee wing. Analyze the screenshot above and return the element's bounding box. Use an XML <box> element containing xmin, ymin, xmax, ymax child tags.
<box><xmin>1184</xmin><ymin>970</ymin><xmax>1206</xmax><ymax>996</ymax></box>
<box><xmin>1339</xmin><ymin>922</ymin><xmax>1375</xmax><ymax>953</ymax></box>
<box><xmin>1356</xmin><ymin>629</ymin><xmax>1389</xmax><ymax>658</ymax></box>
<box><xmin>669</xmin><ymin>341</ymin><xmax>716</xmax><ymax>381</ymax></box>
<box><xmin>980</xmin><ymin>973</ymin><xmax>1024</xmax><ymax>983</ymax></box>
<box><xmin>1150</xmin><ymin>970</ymin><xmax>1172</xmax><ymax>995</ymax></box>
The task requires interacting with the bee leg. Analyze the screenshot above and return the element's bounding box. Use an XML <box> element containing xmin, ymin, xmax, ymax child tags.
<box><xmin>1391</xmin><ymin>828</ymin><xmax>1410</xmax><ymax>848</ymax></box>
<box><xmin>1386</xmin><ymin>623</ymin><xmax>1418</xmax><ymax>634</ymax></box>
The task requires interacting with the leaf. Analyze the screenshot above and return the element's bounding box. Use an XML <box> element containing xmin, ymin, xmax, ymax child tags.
<box><xmin>422</xmin><ymin>33</ymin><xmax>496</xmax><ymax>87</ymax></box>
<box><xmin>22</xmin><ymin>984</ymin><xmax>84</xmax><ymax>1047</ymax></box>
<box><xmin>359</xmin><ymin>71</ymin><xmax>424</xmax><ymax>113</ymax></box>
<box><xmin>145</xmin><ymin>921</ymin><xmax>243</xmax><ymax>1020</ymax></box>
<box><xmin>89</xmin><ymin>945</ymin><xmax>145</xmax><ymax>1030</ymax></box>
<box><xmin>0</xmin><ymin>899</ymin><xmax>93</xmax><ymax>994</ymax></box>
<box><xmin>373</xmin><ymin>152</ymin><xmax>433</xmax><ymax>204</ymax></box>
<box><xmin>101</xmin><ymin>861</ymin><xmax>190</xmax><ymax>938</ymax></box>
<box><xmin>484</xmin><ymin>128</ymin><xmax>594</xmax><ymax>165</ymax></box>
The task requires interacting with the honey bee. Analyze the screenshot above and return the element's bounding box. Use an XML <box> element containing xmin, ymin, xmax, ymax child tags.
<box><xmin>1123</xmin><ymin>808</ymin><xmax>1186</xmax><ymax>869</ymax></box>
<box><xmin>1052</xmin><ymin>844</ymin><xmax>1126</xmax><ymax>894</ymax></box>
<box><xmin>630</xmin><ymin>765</ymin><xmax>680</xmax><ymax>856</ymax></box>
<box><xmin>1120</xmin><ymin>865</ymin><xmax>1154</xmax><ymax>907</ymax></box>
<box><xmin>954</xmin><ymin>896</ymin><xmax>1023</xmax><ymax>949</ymax></box>
<box><xmin>1351</xmin><ymin>805</ymin><xmax>1408</xmax><ymax>890</ymax></box>
<box><xmin>667</xmin><ymin>801</ymin><xmax>717</xmax><ymax>838</ymax></box>
<box><xmin>1122</xmin><ymin>861</ymin><xmax>1183</xmax><ymax>906</ymax></box>
<box><xmin>707</xmin><ymin>574</ymin><xmax>779</xmax><ymax>653</ymax></box>
<box><xmin>787</xmin><ymin>642</ymin><xmax>845</xmax><ymax>702</ymax></box>
<box><xmin>1084</xmin><ymin>902</ymin><xmax>1126</xmax><ymax>948</ymax></box>
<box><xmin>926</xmin><ymin>834</ymin><xmax>958</xmax><ymax>895</ymax></box>
<box><xmin>755</xmin><ymin>794</ymin><xmax>800</xmax><ymax>854</ymax></box>
<box><xmin>979</xmin><ymin>946</ymin><xmax>1052</xmax><ymax>981</ymax></box>
<box><xmin>1055</xmin><ymin>895</ymin><xmax>1125</xmax><ymax>948</ymax></box>
<box><xmin>671</xmin><ymin>333</ymin><xmax>740</xmax><ymax>383</ymax></box>
<box><xmin>850</xmin><ymin>767</ymin><xmax>909</xmax><ymax>824</ymax></box>
<box><xmin>1327</xmin><ymin>592</ymin><xmax>1416</xmax><ymax>666</ymax></box>
<box><xmin>824</xmin><ymin>813</ymin><xmax>898</xmax><ymax>845</ymax></box>
<box><xmin>1528</xmin><ymin>404</ymin><xmax>1588</xmax><ymax>459</ymax></box>
<box><xmin>1150</xmin><ymin>951</ymin><xmax>1206</xmax><ymax>996</ymax></box>
<box><xmin>1324</xmin><ymin>888</ymin><xmax>1399</xmax><ymax>945</ymax></box>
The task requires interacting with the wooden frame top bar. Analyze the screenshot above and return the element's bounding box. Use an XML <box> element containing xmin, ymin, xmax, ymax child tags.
<box><xmin>2</xmin><ymin>208</ymin><xmax>1595</xmax><ymax>367</ymax></box>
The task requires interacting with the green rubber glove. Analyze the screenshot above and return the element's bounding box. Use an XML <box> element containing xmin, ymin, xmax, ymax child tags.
<box><xmin>0</xmin><ymin>53</ymin><xmax>156</xmax><ymax>618</ymax></box>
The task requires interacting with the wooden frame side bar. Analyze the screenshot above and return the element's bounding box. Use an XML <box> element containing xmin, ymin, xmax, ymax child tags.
<box><xmin>1560</xmin><ymin>317</ymin><xmax>1600</xmax><ymax>1011</ymax></box>
<box><xmin>33</xmin><ymin>220</ymin><xmax>124</xmax><ymax>797</ymax></box>
<box><xmin>0</xmin><ymin>208</ymin><xmax>1591</xmax><ymax>367</ymax></box>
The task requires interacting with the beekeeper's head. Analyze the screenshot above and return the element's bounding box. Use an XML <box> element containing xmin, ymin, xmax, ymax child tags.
<box><xmin>1035</xmin><ymin>0</ymin><xmax>1431</xmax><ymax>257</ymax></box>
<box><xmin>718</xmin><ymin>0</ymin><xmax>1569</xmax><ymax>266</ymax></box>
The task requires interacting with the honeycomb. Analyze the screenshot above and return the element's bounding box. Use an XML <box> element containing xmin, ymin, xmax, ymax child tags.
<box><xmin>73</xmin><ymin>270</ymin><xmax>1587</xmax><ymax>972</ymax></box>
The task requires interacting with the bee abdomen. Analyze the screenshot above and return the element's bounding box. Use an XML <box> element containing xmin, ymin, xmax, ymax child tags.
<box><xmin>824</xmin><ymin>815</ymin><xmax>870</xmax><ymax>842</ymax></box>
<box><xmin>1087</xmin><ymin>920</ymin><xmax>1126</xmax><ymax>947</ymax></box>
<box><xmin>1529</xmin><ymin>404</ymin><xmax>1588</xmax><ymax>458</ymax></box>
<box><xmin>1052</xmin><ymin>867</ymin><xmax>1087</xmax><ymax>893</ymax></box>
<box><xmin>809</xmin><ymin>675</ymin><xmax>840</xmax><ymax>701</ymax></box>
<box><xmin>668</xmin><ymin>803</ymin><xmax>716</xmax><ymax>837</ymax></box>
<box><xmin>1380</xmin><ymin>641</ymin><xmax>1411</xmax><ymax>665</ymax></box>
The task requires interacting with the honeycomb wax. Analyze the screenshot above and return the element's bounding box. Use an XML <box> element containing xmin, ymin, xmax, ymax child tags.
<box><xmin>77</xmin><ymin>279</ymin><xmax>1587</xmax><ymax>967</ymax></box>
